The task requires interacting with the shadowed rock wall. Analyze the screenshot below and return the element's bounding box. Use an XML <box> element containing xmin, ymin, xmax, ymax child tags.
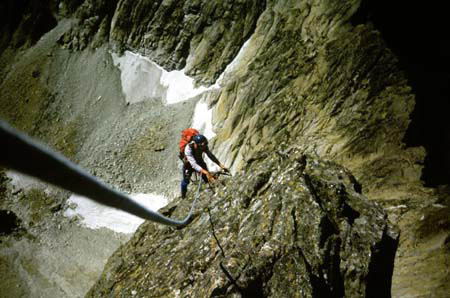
<box><xmin>0</xmin><ymin>0</ymin><xmax>57</xmax><ymax>52</ymax></box>
<box><xmin>0</xmin><ymin>0</ymin><xmax>448</xmax><ymax>297</ymax></box>
<box><xmin>207</xmin><ymin>1</ymin><xmax>421</xmax><ymax>202</ymax></box>
<box><xmin>59</xmin><ymin>0</ymin><xmax>266</xmax><ymax>85</ymax></box>
<box><xmin>87</xmin><ymin>152</ymin><xmax>398</xmax><ymax>297</ymax></box>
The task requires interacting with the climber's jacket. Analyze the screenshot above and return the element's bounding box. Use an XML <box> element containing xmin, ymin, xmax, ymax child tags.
<box><xmin>185</xmin><ymin>141</ymin><xmax>220</xmax><ymax>173</ymax></box>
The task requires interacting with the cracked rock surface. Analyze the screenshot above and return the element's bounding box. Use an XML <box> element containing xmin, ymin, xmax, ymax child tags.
<box><xmin>88</xmin><ymin>150</ymin><xmax>398</xmax><ymax>297</ymax></box>
<box><xmin>1</xmin><ymin>0</ymin><xmax>449</xmax><ymax>297</ymax></box>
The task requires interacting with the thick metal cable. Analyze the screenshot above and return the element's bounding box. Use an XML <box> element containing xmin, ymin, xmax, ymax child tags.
<box><xmin>0</xmin><ymin>119</ymin><xmax>201</xmax><ymax>227</ymax></box>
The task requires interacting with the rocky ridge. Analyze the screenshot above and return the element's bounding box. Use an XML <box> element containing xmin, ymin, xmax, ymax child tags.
<box><xmin>88</xmin><ymin>150</ymin><xmax>398</xmax><ymax>297</ymax></box>
<box><xmin>0</xmin><ymin>0</ymin><xmax>448</xmax><ymax>297</ymax></box>
<box><xmin>59</xmin><ymin>0</ymin><xmax>266</xmax><ymax>85</ymax></box>
<box><xmin>0</xmin><ymin>6</ymin><xmax>197</xmax><ymax>297</ymax></box>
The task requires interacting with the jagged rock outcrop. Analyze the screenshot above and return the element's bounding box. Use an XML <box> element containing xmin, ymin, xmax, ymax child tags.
<box><xmin>205</xmin><ymin>1</ymin><xmax>422</xmax><ymax>202</ymax></box>
<box><xmin>61</xmin><ymin>0</ymin><xmax>426</xmax><ymax>196</ymax></box>
<box><xmin>88</xmin><ymin>151</ymin><xmax>398</xmax><ymax>297</ymax></box>
<box><xmin>0</xmin><ymin>0</ymin><xmax>448</xmax><ymax>297</ymax></box>
<box><xmin>60</xmin><ymin>0</ymin><xmax>427</xmax><ymax>197</ymax></box>
<box><xmin>59</xmin><ymin>0</ymin><xmax>265</xmax><ymax>84</ymax></box>
<box><xmin>0</xmin><ymin>0</ymin><xmax>57</xmax><ymax>52</ymax></box>
<box><xmin>34</xmin><ymin>1</ymin><xmax>423</xmax><ymax>200</ymax></box>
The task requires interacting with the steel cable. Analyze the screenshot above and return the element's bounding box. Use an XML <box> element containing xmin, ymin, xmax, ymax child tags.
<box><xmin>0</xmin><ymin>119</ymin><xmax>201</xmax><ymax>227</ymax></box>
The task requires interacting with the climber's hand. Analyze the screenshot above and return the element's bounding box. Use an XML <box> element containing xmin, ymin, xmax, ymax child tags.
<box><xmin>207</xmin><ymin>171</ymin><xmax>216</xmax><ymax>183</ymax></box>
<box><xmin>201</xmin><ymin>169</ymin><xmax>216</xmax><ymax>183</ymax></box>
<box><xmin>220</xmin><ymin>164</ymin><xmax>229</xmax><ymax>173</ymax></box>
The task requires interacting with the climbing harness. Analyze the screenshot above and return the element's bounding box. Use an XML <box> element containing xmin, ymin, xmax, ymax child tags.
<box><xmin>0</xmin><ymin>120</ymin><xmax>202</xmax><ymax>227</ymax></box>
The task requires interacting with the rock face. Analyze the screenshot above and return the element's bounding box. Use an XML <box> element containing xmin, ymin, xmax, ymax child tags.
<box><xmin>87</xmin><ymin>151</ymin><xmax>398</xmax><ymax>297</ymax></box>
<box><xmin>0</xmin><ymin>0</ymin><xmax>57</xmax><ymax>52</ymax></box>
<box><xmin>206</xmin><ymin>2</ymin><xmax>421</xmax><ymax>202</ymax></box>
<box><xmin>0</xmin><ymin>0</ymin><xmax>449</xmax><ymax>297</ymax></box>
<box><xmin>60</xmin><ymin>0</ymin><xmax>265</xmax><ymax>84</ymax></box>
<box><xmin>62</xmin><ymin>0</ymin><xmax>424</xmax><ymax>197</ymax></box>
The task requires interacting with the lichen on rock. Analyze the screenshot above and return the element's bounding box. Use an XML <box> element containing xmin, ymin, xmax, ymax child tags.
<box><xmin>88</xmin><ymin>149</ymin><xmax>398</xmax><ymax>297</ymax></box>
<box><xmin>1</xmin><ymin>0</ymin><xmax>448</xmax><ymax>296</ymax></box>
<box><xmin>59</xmin><ymin>0</ymin><xmax>266</xmax><ymax>84</ymax></box>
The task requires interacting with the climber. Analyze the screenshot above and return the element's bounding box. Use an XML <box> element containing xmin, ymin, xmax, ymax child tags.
<box><xmin>180</xmin><ymin>134</ymin><xmax>228</xmax><ymax>199</ymax></box>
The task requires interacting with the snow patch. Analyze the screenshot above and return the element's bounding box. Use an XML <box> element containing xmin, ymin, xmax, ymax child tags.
<box><xmin>64</xmin><ymin>193</ymin><xmax>168</xmax><ymax>234</ymax></box>
<box><xmin>111</xmin><ymin>51</ymin><xmax>165</xmax><ymax>104</ymax></box>
<box><xmin>6</xmin><ymin>171</ymin><xmax>40</xmax><ymax>190</ymax></box>
<box><xmin>191</xmin><ymin>100</ymin><xmax>222</xmax><ymax>171</ymax></box>
<box><xmin>160</xmin><ymin>68</ymin><xmax>209</xmax><ymax>104</ymax></box>
<box><xmin>6</xmin><ymin>171</ymin><xmax>51</xmax><ymax>194</ymax></box>
<box><xmin>215</xmin><ymin>38</ymin><xmax>252</xmax><ymax>86</ymax></box>
<box><xmin>111</xmin><ymin>51</ymin><xmax>211</xmax><ymax>105</ymax></box>
<box><xmin>192</xmin><ymin>100</ymin><xmax>215</xmax><ymax>139</ymax></box>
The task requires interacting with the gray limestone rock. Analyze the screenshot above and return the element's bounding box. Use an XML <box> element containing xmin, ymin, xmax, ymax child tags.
<box><xmin>0</xmin><ymin>0</ymin><xmax>448</xmax><ymax>297</ymax></box>
<box><xmin>87</xmin><ymin>151</ymin><xmax>398</xmax><ymax>297</ymax></box>
<box><xmin>59</xmin><ymin>0</ymin><xmax>265</xmax><ymax>84</ymax></box>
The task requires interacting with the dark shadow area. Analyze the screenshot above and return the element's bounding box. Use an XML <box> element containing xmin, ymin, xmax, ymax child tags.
<box><xmin>353</xmin><ymin>1</ymin><xmax>450</xmax><ymax>187</ymax></box>
<box><xmin>0</xmin><ymin>0</ymin><xmax>57</xmax><ymax>52</ymax></box>
<box><xmin>240</xmin><ymin>275</ymin><xmax>266</xmax><ymax>298</ymax></box>
<box><xmin>0</xmin><ymin>210</ymin><xmax>22</xmax><ymax>236</ymax></box>
<box><xmin>298</xmin><ymin>248</ymin><xmax>335</xmax><ymax>298</ymax></box>
<box><xmin>365</xmin><ymin>228</ymin><xmax>399</xmax><ymax>298</ymax></box>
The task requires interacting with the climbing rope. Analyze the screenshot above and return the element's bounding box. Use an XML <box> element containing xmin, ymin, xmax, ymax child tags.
<box><xmin>0</xmin><ymin>120</ymin><xmax>202</xmax><ymax>227</ymax></box>
<box><xmin>206</xmin><ymin>186</ymin><xmax>243</xmax><ymax>293</ymax></box>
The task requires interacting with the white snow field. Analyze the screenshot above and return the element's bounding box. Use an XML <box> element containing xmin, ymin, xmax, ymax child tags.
<box><xmin>64</xmin><ymin>193</ymin><xmax>168</xmax><ymax>234</ymax></box>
